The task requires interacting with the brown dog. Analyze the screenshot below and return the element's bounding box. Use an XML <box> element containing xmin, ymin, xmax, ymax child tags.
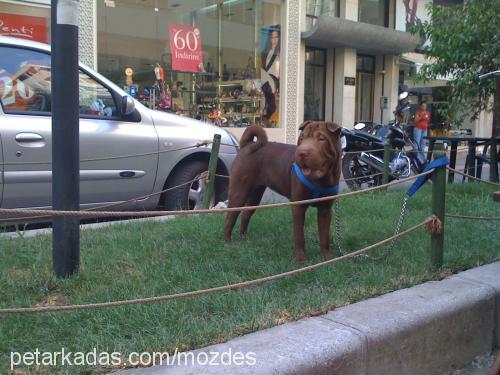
<box><xmin>224</xmin><ymin>121</ymin><xmax>342</xmax><ymax>262</ymax></box>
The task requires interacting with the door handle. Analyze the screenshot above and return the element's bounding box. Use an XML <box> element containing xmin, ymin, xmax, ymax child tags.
<box><xmin>15</xmin><ymin>133</ymin><xmax>46</xmax><ymax>147</ymax></box>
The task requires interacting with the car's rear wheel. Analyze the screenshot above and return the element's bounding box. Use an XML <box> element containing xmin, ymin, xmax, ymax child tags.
<box><xmin>163</xmin><ymin>160</ymin><xmax>227</xmax><ymax>210</ymax></box>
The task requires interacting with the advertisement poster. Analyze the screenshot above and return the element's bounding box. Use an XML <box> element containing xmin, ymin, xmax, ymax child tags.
<box><xmin>168</xmin><ymin>22</ymin><xmax>204</xmax><ymax>73</ymax></box>
<box><xmin>395</xmin><ymin>0</ymin><xmax>432</xmax><ymax>32</ymax></box>
<box><xmin>260</xmin><ymin>24</ymin><xmax>280</xmax><ymax>126</ymax></box>
<box><xmin>0</xmin><ymin>13</ymin><xmax>48</xmax><ymax>43</ymax></box>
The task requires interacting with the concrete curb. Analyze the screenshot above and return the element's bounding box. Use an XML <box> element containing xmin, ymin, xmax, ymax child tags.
<box><xmin>120</xmin><ymin>262</ymin><xmax>500</xmax><ymax>375</ymax></box>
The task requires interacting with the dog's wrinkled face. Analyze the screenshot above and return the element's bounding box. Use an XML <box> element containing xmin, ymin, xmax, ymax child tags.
<box><xmin>295</xmin><ymin>121</ymin><xmax>342</xmax><ymax>180</ymax></box>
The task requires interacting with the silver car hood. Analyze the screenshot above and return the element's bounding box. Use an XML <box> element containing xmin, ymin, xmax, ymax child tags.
<box><xmin>149</xmin><ymin>110</ymin><xmax>238</xmax><ymax>154</ymax></box>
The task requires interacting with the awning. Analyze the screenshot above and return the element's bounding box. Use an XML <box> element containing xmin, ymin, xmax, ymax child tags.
<box><xmin>302</xmin><ymin>16</ymin><xmax>421</xmax><ymax>55</ymax></box>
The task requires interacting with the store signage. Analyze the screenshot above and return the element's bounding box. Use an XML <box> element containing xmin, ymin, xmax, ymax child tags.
<box><xmin>0</xmin><ymin>13</ymin><xmax>48</xmax><ymax>43</ymax></box>
<box><xmin>168</xmin><ymin>22</ymin><xmax>204</xmax><ymax>73</ymax></box>
<box><xmin>344</xmin><ymin>77</ymin><xmax>356</xmax><ymax>86</ymax></box>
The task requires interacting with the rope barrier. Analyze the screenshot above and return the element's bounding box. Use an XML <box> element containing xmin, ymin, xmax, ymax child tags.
<box><xmin>446</xmin><ymin>167</ymin><xmax>500</xmax><ymax>187</ymax></box>
<box><xmin>344</xmin><ymin>148</ymin><xmax>470</xmax><ymax>156</ymax></box>
<box><xmin>342</xmin><ymin>171</ymin><xmax>383</xmax><ymax>182</ymax></box>
<box><xmin>0</xmin><ymin>216</ymin><xmax>434</xmax><ymax>314</ymax></box>
<box><xmin>0</xmin><ymin>170</ymin><xmax>434</xmax><ymax>219</ymax></box>
<box><xmin>445</xmin><ymin>213</ymin><xmax>500</xmax><ymax>221</ymax></box>
<box><xmin>216</xmin><ymin>171</ymin><xmax>385</xmax><ymax>183</ymax></box>
<box><xmin>0</xmin><ymin>173</ymin><xmax>210</xmax><ymax>223</ymax></box>
<box><xmin>343</xmin><ymin>148</ymin><xmax>385</xmax><ymax>155</ymax></box>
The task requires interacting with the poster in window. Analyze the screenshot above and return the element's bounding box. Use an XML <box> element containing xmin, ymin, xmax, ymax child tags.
<box><xmin>0</xmin><ymin>13</ymin><xmax>48</xmax><ymax>43</ymax></box>
<box><xmin>168</xmin><ymin>22</ymin><xmax>204</xmax><ymax>73</ymax></box>
<box><xmin>260</xmin><ymin>25</ymin><xmax>280</xmax><ymax>127</ymax></box>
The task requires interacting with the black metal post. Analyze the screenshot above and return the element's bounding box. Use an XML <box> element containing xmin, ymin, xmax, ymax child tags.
<box><xmin>382</xmin><ymin>141</ymin><xmax>391</xmax><ymax>185</ymax></box>
<box><xmin>491</xmin><ymin>138</ymin><xmax>498</xmax><ymax>183</ymax></box>
<box><xmin>51</xmin><ymin>0</ymin><xmax>80</xmax><ymax>277</ymax></box>
<box><xmin>467</xmin><ymin>141</ymin><xmax>476</xmax><ymax>180</ymax></box>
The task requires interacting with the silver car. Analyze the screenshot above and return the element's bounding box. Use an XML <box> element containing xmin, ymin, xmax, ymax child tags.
<box><xmin>0</xmin><ymin>36</ymin><xmax>238</xmax><ymax>220</ymax></box>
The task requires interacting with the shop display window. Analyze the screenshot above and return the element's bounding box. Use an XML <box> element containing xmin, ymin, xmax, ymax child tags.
<box><xmin>0</xmin><ymin>2</ymin><xmax>50</xmax><ymax>43</ymax></box>
<box><xmin>97</xmin><ymin>0</ymin><xmax>283</xmax><ymax>128</ymax></box>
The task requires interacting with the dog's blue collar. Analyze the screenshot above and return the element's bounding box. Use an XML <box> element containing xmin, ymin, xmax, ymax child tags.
<box><xmin>291</xmin><ymin>162</ymin><xmax>339</xmax><ymax>199</ymax></box>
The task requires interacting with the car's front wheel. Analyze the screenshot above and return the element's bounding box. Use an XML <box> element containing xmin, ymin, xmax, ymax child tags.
<box><xmin>163</xmin><ymin>161</ymin><xmax>226</xmax><ymax>210</ymax></box>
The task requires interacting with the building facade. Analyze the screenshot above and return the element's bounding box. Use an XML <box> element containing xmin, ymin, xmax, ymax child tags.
<box><xmin>0</xmin><ymin>0</ymin><xmax>493</xmax><ymax>143</ymax></box>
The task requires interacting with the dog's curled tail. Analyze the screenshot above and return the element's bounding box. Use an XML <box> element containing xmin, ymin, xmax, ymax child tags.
<box><xmin>239</xmin><ymin>125</ymin><xmax>268</xmax><ymax>153</ymax></box>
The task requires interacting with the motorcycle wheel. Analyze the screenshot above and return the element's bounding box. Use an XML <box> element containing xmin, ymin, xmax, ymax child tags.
<box><xmin>342</xmin><ymin>153</ymin><xmax>382</xmax><ymax>190</ymax></box>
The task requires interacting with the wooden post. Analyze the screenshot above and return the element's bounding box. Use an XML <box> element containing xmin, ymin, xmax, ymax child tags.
<box><xmin>490</xmin><ymin>137</ymin><xmax>498</xmax><ymax>183</ymax></box>
<box><xmin>431</xmin><ymin>142</ymin><xmax>446</xmax><ymax>269</ymax></box>
<box><xmin>382</xmin><ymin>141</ymin><xmax>391</xmax><ymax>185</ymax></box>
<box><xmin>493</xmin><ymin>192</ymin><xmax>500</xmax><ymax>203</ymax></box>
<box><xmin>203</xmin><ymin>134</ymin><xmax>221</xmax><ymax>209</ymax></box>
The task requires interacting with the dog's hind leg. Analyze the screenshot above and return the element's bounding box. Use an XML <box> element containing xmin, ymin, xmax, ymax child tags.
<box><xmin>224</xmin><ymin>183</ymin><xmax>253</xmax><ymax>242</ymax></box>
<box><xmin>240</xmin><ymin>186</ymin><xmax>266</xmax><ymax>237</ymax></box>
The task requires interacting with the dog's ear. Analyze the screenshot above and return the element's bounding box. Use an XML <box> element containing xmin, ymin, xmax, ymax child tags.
<box><xmin>326</xmin><ymin>122</ymin><xmax>342</xmax><ymax>138</ymax></box>
<box><xmin>299</xmin><ymin>120</ymin><xmax>313</xmax><ymax>131</ymax></box>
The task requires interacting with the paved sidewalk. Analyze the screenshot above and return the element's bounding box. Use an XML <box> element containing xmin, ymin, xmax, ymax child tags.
<box><xmin>119</xmin><ymin>261</ymin><xmax>500</xmax><ymax>375</ymax></box>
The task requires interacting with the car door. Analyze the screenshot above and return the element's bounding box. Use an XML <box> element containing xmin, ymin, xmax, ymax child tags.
<box><xmin>77</xmin><ymin>69</ymin><xmax>159</xmax><ymax>207</ymax></box>
<box><xmin>0</xmin><ymin>44</ymin><xmax>158</xmax><ymax>209</ymax></box>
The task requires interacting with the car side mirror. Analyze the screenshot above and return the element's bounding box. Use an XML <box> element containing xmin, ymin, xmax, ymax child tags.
<box><xmin>122</xmin><ymin>96</ymin><xmax>135</xmax><ymax>116</ymax></box>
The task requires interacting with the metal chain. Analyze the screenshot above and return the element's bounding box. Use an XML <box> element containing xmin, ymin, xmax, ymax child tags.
<box><xmin>334</xmin><ymin>195</ymin><xmax>410</xmax><ymax>260</ymax></box>
<box><xmin>370</xmin><ymin>195</ymin><xmax>409</xmax><ymax>261</ymax></box>
<box><xmin>334</xmin><ymin>198</ymin><xmax>346</xmax><ymax>256</ymax></box>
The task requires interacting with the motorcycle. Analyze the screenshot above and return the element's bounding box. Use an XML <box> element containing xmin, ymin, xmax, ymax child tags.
<box><xmin>341</xmin><ymin>92</ymin><xmax>427</xmax><ymax>190</ymax></box>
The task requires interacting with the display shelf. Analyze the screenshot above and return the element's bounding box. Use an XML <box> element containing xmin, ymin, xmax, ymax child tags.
<box><xmin>216</xmin><ymin>79</ymin><xmax>261</xmax><ymax>126</ymax></box>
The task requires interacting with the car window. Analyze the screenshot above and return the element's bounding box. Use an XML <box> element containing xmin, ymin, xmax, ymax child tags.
<box><xmin>79</xmin><ymin>70</ymin><xmax>117</xmax><ymax>117</ymax></box>
<box><xmin>0</xmin><ymin>46</ymin><xmax>51</xmax><ymax>113</ymax></box>
<box><xmin>0</xmin><ymin>46</ymin><xmax>117</xmax><ymax>118</ymax></box>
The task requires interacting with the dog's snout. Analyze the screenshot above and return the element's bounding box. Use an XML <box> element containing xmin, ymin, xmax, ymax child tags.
<box><xmin>297</xmin><ymin>148</ymin><xmax>309</xmax><ymax>158</ymax></box>
<box><xmin>297</xmin><ymin>143</ymin><xmax>314</xmax><ymax>157</ymax></box>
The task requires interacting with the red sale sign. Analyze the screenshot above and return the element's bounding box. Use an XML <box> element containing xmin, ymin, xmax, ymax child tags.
<box><xmin>168</xmin><ymin>22</ymin><xmax>204</xmax><ymax>73</ymax></box>
<box><xmin>0</xmin><ymin>13</ymin><xmax>48</xmax><ymax>43</ymax></box>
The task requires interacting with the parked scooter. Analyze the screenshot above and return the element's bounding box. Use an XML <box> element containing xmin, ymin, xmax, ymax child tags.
<box><xmin>341</xmin><ymin>92</ymin><xmax>426</xmax><ymax>190</ymax></box>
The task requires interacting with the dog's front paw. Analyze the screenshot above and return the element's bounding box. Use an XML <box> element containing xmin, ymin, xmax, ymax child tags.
<box><xmin>323</xmin><ymin>250</ymin><xmax>333</xmax><ymax>260</ymax></box>
<box><xmin>295</xmin><ymin>254</ymin><xmax>307</xmax><ymax>264</ymax></box>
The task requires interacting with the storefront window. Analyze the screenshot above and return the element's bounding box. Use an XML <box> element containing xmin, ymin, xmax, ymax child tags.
<box><xmin>0</xmin><ymin>1</ymin><xmax>50</xmax><ymax>43</ymax></box>
<box><xmin>97</xmin><ymin>0</ymin><xmax>283</xmax><ymax>128</ymax></box>
<box><xmin>304</xmin><ymin>47</ymin><xmax>326</xmax><ymax>121</ymax></box>
<box><xmin>358</xmin><ymin>0</ymin><xmax>389</xmax><ymax>27</ymax></box>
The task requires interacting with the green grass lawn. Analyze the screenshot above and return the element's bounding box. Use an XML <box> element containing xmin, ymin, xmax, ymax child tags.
<box><xmin>1</xmin><ymin>183</ymin><xmax>499</xmax><ymax>374</ymax></box>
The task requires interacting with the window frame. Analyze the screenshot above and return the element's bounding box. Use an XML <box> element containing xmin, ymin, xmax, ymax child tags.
<box><xmin>304</xmin><ymin>47</ymin><xmax>327</xmax><ymax>121</ymax></box>
<box><xmin>358</xmin><ymin>0</ymin><xmax>390</xmax><ymax>28</ymax></box>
